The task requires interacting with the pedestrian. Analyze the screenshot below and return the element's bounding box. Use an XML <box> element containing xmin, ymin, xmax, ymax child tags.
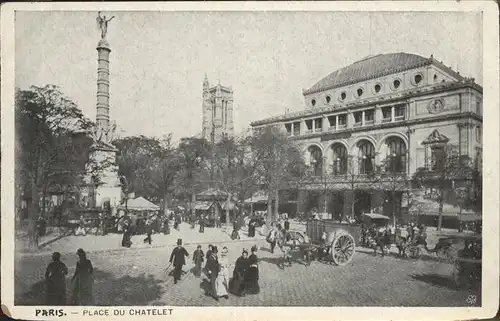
<box><xmin>245</xmin><ymin>245</ymin><xmax>260</xmax><ymax>294</ymax></box>
<box><xmin>266</xmin><ymin>224</ymin><xmax>279</xmax><ymax>254</ymax></box>
<box><xmin>248</xmin><ymin>219</ymin><xmax>256</xmax><ymax>237</ymax></box>
<box><xmin>190</xmin><ymin>214</ymin><xmax>196</xmax><ymax>229</ymax></box>
<box><xmin>284</xmin><ymin>218</ymin><xmax>290</xmax><ymax>231</ymax></box>
<box><xmin>129</xmin><ymin>212</ymin><xmax>138</xmax><ymax>234</ymax></box>
<box><xmin>71</xmin><ymin>249</ymin><xmax>93</xmax><ymax>305</ymax></box>
<box><xmin>169</xmin><ymin>239</ymin><xmax>189</xmax><ymax>284</ymax></box>
<box><xmin>45</xmin><ymin>252</ymin><xmax>68</xmax><ymax>305</ymax></box>
<box><xmin>207</xmin><ymin>246</ymin><xmax>219</xmax><ymax>283</ymax></box>
<box><xmin>74</xmin><ymin>215</ymin><xmax>86</xmax><ymax>236</ymax></box>
<box><xmin>213</xmin><ymin>262</ymin><xmax>229</xmax><ymax>301</ymax></box>
<box><xmin>199</xmin><ymin>215</ymin><xmax>205</xmax><ymax>233</ymax></box>
<box><xmin>204</xmin><ymin>244</ymin><xmax>213</xmax><ymax>276</ymax></box>
<box><xmin>192</xmin><ymin>245</ymin><xmax>204</xmax><ymax>278</ymax></box>
<box><xmin>143</xmin><ymin>216</ymin><xmax>153</xmax><ymax>245</ymax></box>
<box><xmin>121</xmin><ymin>220</ymin><xmax>132</xmax><ymax>248</ymax></box>
<box><xmin>229</xmin><ymin>249</ymin><xmax>249</xmax><ymax>296</ymax></box>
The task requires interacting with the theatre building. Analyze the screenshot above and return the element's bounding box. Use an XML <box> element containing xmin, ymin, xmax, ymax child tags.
<box><xmin>251</xmin><ymin>53</ymin><xmax>482</xmax><ymax>221</ymax></box>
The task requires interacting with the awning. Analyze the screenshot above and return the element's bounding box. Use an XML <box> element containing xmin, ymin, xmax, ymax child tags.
<box><xmin>362</xmin><ymin>213</ymin><xmax>391</xmax><ymax>220</ymax></box>
<box><xmin>244</xmin><ymin>191</ymin><xmax>268</xmax><ymax>205</ymax></box>
<box><xmin>193</xmin><ymin>201</ymin><xmax>213</xmax><ymax>211</ymax></box>
<box><xmin>118</xmin><ymin>197</ymin><xmax>160</xmax><ymax>211</ymax></box>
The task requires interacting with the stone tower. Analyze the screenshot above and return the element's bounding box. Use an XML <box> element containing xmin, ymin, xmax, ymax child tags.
<box><xmin>202</xmin><ymin>75</ymin><xmax>234</xmax><ymax>143</ymax></box>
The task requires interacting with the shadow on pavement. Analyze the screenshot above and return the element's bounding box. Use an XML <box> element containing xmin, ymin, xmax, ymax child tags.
<box><xmin>16</xmin><ymin>268</ymin><xmax>166</xmax><ymax>306</ymax></box>
<box><xmin>410</xmin><ymin>273</ymin><xmax>458</xmax><ymax>289</ymax></box>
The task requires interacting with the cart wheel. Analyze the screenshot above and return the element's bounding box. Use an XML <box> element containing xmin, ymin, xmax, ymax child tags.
<box><xmin>409</xmin><ymin>245</ymin><xmax>422</xmax><ymax>259</ymax></box>
<box><xmin>331</xmin><ymin>233</ymin><xmax>355</xmax><ymax>266</ymax></box>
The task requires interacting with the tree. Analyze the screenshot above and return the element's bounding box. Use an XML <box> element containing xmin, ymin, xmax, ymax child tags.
<box><xmin>373</xmin><ymin>157</ymin><xmax>413</xmax><ymax>226</ymax></box>
<box><xmin>413</xmin><ymin>145</ymin><xmax>476</xmax><ymax>231</ymax></box>
<box><xmin>251</xmin><ymin>126</ymin><xmax>307</xmax><ymax>227</ymax></box>
<box><xmin>175</xmin><ymin>137</ymin><xmax>213</xmax><ymax>209</ymax></box>
<box><xmin>150</xmin><ymin>135</ymin><xmax>183</xmax><ymax>225</ymax></box>
<box><xmin>211</xmin><ymin>135</ymin><xmax>259</xmax><ymax>225</ymax></box>
<box><xmin>114</xmin><ymin>135</ymin><xmax>182</xmax><ymax>234</ymax></box>
<box><xmin>16</xmin><ymin>85</ymin><xmax>95</xmax><ymax>248</ymax></box>
<box><xmin>114</xmin><ymin>135</ymin><xmax>164</xmax><ymax>201</ymax></box>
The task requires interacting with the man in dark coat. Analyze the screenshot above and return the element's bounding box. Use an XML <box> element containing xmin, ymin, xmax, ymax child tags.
<box><xmin>199</xmin><ymin>216</ymin><xmax>205</xmax><ymax>233</ymax></box>
<box><xmin>284</xmin><ymin>218</ymin><xmax>290</xmax><ymax>231</ymax></box>
<box><xmin>169</xmin><ymin>239</ymin><xmax>189</xmax><ymax>284</ymax></box>
<box><xmin>143</xmin><ymin>215</ymin><xmax>154</xmax><ymax>245</ymax></box>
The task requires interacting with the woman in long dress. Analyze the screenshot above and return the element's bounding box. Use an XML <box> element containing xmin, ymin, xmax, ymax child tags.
<box><xmin>71</xmin><ymin>249</ymin><xmax>94</xmax><ymax>305</ymax></box>
<box><xmin>213</xmin><ymin>262</ymin><xmax>229</xmax><ymax>300</ymax></box>
<box><xmin>45</xmin><ymin>252</ymin><xmax>68</xmax><ymax>305</ymax></box>
<box><xmin>245</xmin><ymin>246</ymin><xmax>260</xmax><ymax>294</ymax></box>
<box><xmin>229</xmin><ymin>249</ymin><xmax>249</xmax><ymax>296</ymax></box>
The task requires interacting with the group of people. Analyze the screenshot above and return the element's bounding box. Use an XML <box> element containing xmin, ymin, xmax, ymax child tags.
<box><xmin>168</xmin><ymin>239</ymin><xmax>260</xmax><ymax>301</ymax></box>
<box><xmin>44</xmin><ymin>249</ymin><xmax>94</xmax><ymax>305</ymax></box>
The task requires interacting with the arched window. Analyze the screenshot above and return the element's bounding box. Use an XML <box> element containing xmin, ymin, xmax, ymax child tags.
<box><xmin>357</xmin><ymin>140</ymin><xmax>375</xmax><ymax>174</ymax></box>
<box><xmin>332</xmin><ymin>144</ymin><xmax>347</xmax><ymax>176</ymax></box>
<box><xmin>308</xmin><ymin>146</ymin><xmax>323</xmax><ymax>176</ymax></box>
<box><xmin>386</xmin><ymin>137</ymin><xmax>407</xmax><ymax>173</ymax></box>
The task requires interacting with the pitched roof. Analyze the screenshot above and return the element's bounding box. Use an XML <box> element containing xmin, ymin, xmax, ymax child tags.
<box><xmin>422</xmin><ymin>129</ymin><xmax>450</xmax><ymax>145</ymax></box>
<box><xmin>303</xmin><ymin>53</ymin><xmax>432</xmax><ymax>95</ymax></box>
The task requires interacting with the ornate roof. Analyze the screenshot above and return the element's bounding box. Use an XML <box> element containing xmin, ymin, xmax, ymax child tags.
<box><xmin>303</xmin><ymin>53</ymin><xmax>433</xmax><ymax>95</ymax></box>
<box><xmin>422</xmin><ymin>129</ymin><xmax>450</xmax><ymax>145</ymax></box>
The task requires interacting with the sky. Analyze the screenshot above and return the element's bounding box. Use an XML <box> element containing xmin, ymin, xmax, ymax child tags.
<box><xmin>15</xmin><ymin>11</ymin><xmax>483</xmax><ymax>143</ymax></box>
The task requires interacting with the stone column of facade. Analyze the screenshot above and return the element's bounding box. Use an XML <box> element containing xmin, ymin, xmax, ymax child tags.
<box><xmin>347</xmin><ymin>111</ymin><xmax>354</xmax><ymax>129</ymax></box>
<box><xmin>322</xmin><ymin>115</ymin><xmax>329</xmax><ymax>131</ymax></box>
<box><xmin>374</xmin><ymin>105</ymin><xmax>381</xmax><ymax>124</ymax></box>
<box><xmin>300</xmin><ymin>119</ymin><xmax>306</xmax><ymax>135</ymax></box>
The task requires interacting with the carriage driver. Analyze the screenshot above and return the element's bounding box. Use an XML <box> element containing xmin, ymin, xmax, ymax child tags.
<box><xmin>318</xmin><ymin>231</ymin><xmax>330</xmax><ymax>260</ymax></box>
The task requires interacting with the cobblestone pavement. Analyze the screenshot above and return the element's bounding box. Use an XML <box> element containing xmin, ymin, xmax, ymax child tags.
<box><xmin>15</xmin><ymin>240</ymin><xmax>480</xmax><ymax>307</ymax></box>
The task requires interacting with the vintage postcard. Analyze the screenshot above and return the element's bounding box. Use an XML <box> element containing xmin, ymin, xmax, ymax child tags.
<box><xmin>1</xmin><ymin>1</ymin><xmax>498</xmax><ymax>320</ymax></box>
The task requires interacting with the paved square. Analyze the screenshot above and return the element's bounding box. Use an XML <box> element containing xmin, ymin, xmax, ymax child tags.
<box><xmin>15</xmin><ymin>240</ymin><xmax>480</xmax><ymax>307</ymax></box>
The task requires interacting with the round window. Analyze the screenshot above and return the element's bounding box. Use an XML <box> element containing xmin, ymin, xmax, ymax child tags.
<box><xmin>374</xmin><ymin>84</ymin><xmax>381</xmax><ymax>93</ymax></box>
<box><xmin>357</xmin><ymin>88</ymin><xmax>364</xmax><ymax>97</ymax></box>
<box><xmin>311</xmin><ymin>99</ymin><xmax>316</xmax><ymax>106</ymax></box>
<box><xmin>326</xmin><ymin>95</ymin><xmax>331</xmax><ymax>103</ymax></box>
<box><xmin>414</xmin><ymin>74</ymin><xmax>423</xmax><ymax>85</ymax></box>
<box><xmin>393</xmin><ymin>79</ymin><xmax>401</xmax><ymax>89</ymax></box>
<box><xmin>340</xmin><ymin>92</ymin><xmax>347</xmax><ymax>101</ymax></box>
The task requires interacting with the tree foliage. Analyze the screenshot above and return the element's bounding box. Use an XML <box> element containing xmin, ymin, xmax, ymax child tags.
<box><xmin>16</xmin><ymin>85</ymin><xmax>95</xmax><ymax>248</ymax></box>
<box><xmin>251</xmin><ymin>125</ymin><xmax>307</xmax><ymax>224</ymax></box>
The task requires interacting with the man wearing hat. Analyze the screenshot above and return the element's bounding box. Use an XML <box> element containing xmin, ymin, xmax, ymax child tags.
<box><xmin>169</xmin><ymin>239</ymin><xmax>189</xmax><ymax>284</ymax></box>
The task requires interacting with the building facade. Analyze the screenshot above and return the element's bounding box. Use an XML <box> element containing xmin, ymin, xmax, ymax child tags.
<box><xmin>201</xmin><ymin>75</ymin><xmax>235</xmax><ymax>143</ymax></box>
<box><xmin>251</xmin><ymin>53</ymin><xmax>482</xmax><ymax>221</ymax></box>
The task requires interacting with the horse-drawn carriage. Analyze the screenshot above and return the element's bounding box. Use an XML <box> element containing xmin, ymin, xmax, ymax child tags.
<box><xmin>276</xmin><ymin>219</ymin><xmax>361</xmax><ymax>266</ymax></box>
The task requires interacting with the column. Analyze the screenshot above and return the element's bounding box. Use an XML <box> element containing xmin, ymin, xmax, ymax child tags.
<box><xmin>391</xmin><ymin>106</ymin><xmax>395</xmax><ymax>122</ymax></box>
<box><xmin>291</xmin><ymin>122</ymin><xmax>295</xmax><ymax>136</ymax></box>
<box><xmin>312</xmin><ymin>119</ymin><xmax>316</xmax><ymax>132</ymax></box>
<box><xmin>347</xmin><ymin>111</ymin><xmax>354</xmax><ymax>129</ymax></box>
<box><xmin>375</xmin><ymin>106</ymin><xmax>382</xmax><ymax>124</ymax></box>
<box><xmin>335</xmin><ymin>115</ymin><xmax>339</xmax><ymax>131</ymax></box>
<box><xmin>300</xmin><ymin>119</ymin><xmax>306</xmax><ymax>135</ymax></box>
<box><xmin>322</xmin><ymin>116</ymin><xmax>328</xmax><ymax>131</ymax></box>
<box><xmin>362</xmin><ymin>110</ymin><xmax>366</xmax><ymax>126</ymax></box>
